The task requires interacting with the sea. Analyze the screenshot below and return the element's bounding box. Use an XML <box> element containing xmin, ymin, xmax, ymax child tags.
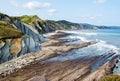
<box><xmin>62</xmin><ymin>29</ymin><xmax>120</xmax><ymax>48</ymax></box>
<box><xmin>44</xmin><ymin>29</ymin><xmax>120</xmax><ymax>74</ymax></box>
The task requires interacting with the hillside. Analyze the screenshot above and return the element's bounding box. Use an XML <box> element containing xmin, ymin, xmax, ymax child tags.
<box><xmin>46</xmin><ymin>20</ymin><xmax>80</xmax><ymax>30</ymax></box>
<box><xmin>0</xmin><ymin>21</ymin><xmax>24</xmax><ymax>39</ymax></box>
<box><xmin>12</xmin><ymin>15</ymin><xmax>54</xmax><ymax>34</ymax></box>
<box><xmin>13</xmin><ymin>15</ymin><xmax>45</xmax><ymax>27</ymax></box>
<box><xmin>46</xmin><ymin>20</ymin><xmax>99</xmax><ymax>30</ymax></box>
<box><xmin>46</xmin><ymin>20</ymin><xmax>120</xmax><ymax>30</ymax></box>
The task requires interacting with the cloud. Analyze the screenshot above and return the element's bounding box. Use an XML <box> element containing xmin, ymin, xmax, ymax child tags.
<box><xmin>23</xmin><ymin>1</ymin><xmax>51</xmax><ymax>10</ymax></box>
<box><xmin>93</xmin><ymin>0</ymin><xmax>107</xmax><ymax>4</ymax></box>
<box><xmin>80</xmin><ymin>14</ymin><xmax>103</xmax><ymax>20</ymax></box>
<box><xmin>48</xmin><ymin>9</ymin><xmax>57</xmax><ymax>16</ymax></box>
<box><xmin>10</xmin><ymin>0</ymin><xmax>57</xmax><ymax>16</ymax></box>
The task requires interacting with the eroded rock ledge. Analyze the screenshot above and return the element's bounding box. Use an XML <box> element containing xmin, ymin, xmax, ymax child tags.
<box><xmin>0</xmin><ymin>31</ymin><xmax>119</xmax><ymax>81</ymax></box>
<box><xmin>0</xmin><ymin>52</ymin><xmax>119</xmax><ymax>81</ymax></box>
<box><xmin>0</xmin><ymin>41</ymin><xmax>95</xmax><ymax>77</ymax></box>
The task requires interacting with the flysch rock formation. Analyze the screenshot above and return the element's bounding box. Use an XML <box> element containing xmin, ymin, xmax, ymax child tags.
<box><xmin>27</xmin><ymin>76</ymin><xmax>49</xmax><ymax>81</ymax></box>
<box><xmin>0</xmin><ymin>40</ymin><xmax>96</xmax><ymax>77</ymax></box>
<box><xmin>0</xmin><ymin>31</ymin><xmax>119</xmax><ymax>81</ymax></box>
<box><xmin>0</xmin><ymin>13</ymin><xmax>54</xmax><ymax>63</ymax></box>
<box><xmin>0</xmin><ymin>50</ymin><xmax>119</xmax><ymax>81</ymax></box>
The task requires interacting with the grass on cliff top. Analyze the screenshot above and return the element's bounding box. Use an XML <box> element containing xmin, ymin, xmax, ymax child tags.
<box><xmin>46</xmin><ymin>20</ymin><xmax>75</xmax><ymax>30</ymax></box>
<box><xmin>13</xmin><ymin>15</ymin><xmax>45</xmax><ymax>27</ymax></box>
<box><xmin>0</xmin><ymin>21</ymin><xmax>24</xmax><ymax>39</ymax></box>
<box><xmin>100</xmin><ymin>74</ymin><xmax>120</xmax><ymax>81</ymax></box>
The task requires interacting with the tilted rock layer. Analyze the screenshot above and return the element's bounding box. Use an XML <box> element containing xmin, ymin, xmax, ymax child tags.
<box><xmin>0</xmin><ymin>13</ymin><xmax>54</xmax><ymax>63</ymax></box>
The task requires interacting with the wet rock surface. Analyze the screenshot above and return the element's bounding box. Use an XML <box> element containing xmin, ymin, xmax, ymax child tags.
<box><xmin>0</xmin><ymin>31</ymin><xmax>120</xmax><ymax>81</ymax></box>
<box><xmin>27</xmin><ymin>76</ymin><xmax>48</xmax><ymax>81</ymax></box>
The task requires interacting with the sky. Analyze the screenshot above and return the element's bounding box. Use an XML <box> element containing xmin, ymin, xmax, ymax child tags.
<box><xmin>0</xmin><ymin>0</ymin><xmax>120</xmax><ymax>26</ymax></box>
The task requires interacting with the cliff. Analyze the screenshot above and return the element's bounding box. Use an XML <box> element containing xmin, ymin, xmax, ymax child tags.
<box><xmin>46</xmin><ymin>20</ymin><xmax>99</xmax><ymax>30</ymax></box>
<box><xmin>0</xmin><ymin>13</ymin><xmax>51</xmax><ymax>63</ymax></box>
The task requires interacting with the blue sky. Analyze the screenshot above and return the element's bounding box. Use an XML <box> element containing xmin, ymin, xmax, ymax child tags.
<box><xmin>0</xmin><ymin>0</ymin><xmax>120</xmax><ymax>26</ymax></box>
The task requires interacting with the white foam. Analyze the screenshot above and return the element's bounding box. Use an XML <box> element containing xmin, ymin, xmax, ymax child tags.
<box><xmin>44</xmin><ymin>32</ymin><xmax>56</xmax><ymax>37</ymax></box>
<box><xmin>61</xmin><ymin>30</ymin><xmax>78</xmax><ymax>34</ymax></box>
<box><xmin>43</xmin><ymin>30</ymin><xmax>120</xmax><ymax>62</ymax></box>
<box><xmin>78</xmin><ymin>32</ymin><xmax>98</xmax><ymax>36</ymax></box>
<box><xmin>62</xmin><ymin>30</ymin><xmax>98</xmax><ymax>36</ymax></box>
<box><xmin>97</xmin><ymin>40</ymin><xmax>119</xmax><ymax>51</ymax></box>
<box><xmin>68</xmin><ymin>36</ymin><xmax>89</xmax><ymax>42</ymax></box>
<box><xmin>43</xmin><ymin>40</ymin><xmax>119</xmax><ymax>62</ymax></box>
<box><xmin>59</xmin><ymin>30</ymin><xmax>119</xmax><ymax>54</ymax></box>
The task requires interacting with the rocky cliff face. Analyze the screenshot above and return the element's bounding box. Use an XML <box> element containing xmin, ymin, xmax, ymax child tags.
<box><xmin>0</xmin><ymin>13</ymin><xmax>53</xmax><ymax>63</ymax></box>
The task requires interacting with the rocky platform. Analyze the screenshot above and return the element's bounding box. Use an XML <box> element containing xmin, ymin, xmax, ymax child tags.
<box><xmin>0</xmin><ymin>31</ymin><xmax>119</xmax><ymax>81</ymax></box>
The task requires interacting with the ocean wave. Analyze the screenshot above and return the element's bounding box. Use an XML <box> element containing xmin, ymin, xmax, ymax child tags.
<box><xmin>63</xmin><ymin>30</ymin><xmax>98</xmax><ymax>36</ymax></box>
<box><xmin>59</xmin><ymin>35</ymin><xmax>89</xmax><ymax>42</ymax></box>
<box><xmin>68</xmin><ymin>36</ymin><xmax>89</xmax><ymax>42</ymax></box>
<box><xmin>78</xmin><ymin>32</ymin><xmax>98</xmax><ymax>36</ymax></box>
<box><xmin>43</xmin><ymin>40</ymin><xmax>119</xmax><ymax>62</ymax></box>
<box><xmin>94</xmin><ymin>39</ymin><xmax>119</xmax><ymax>55</ymax></box>
<box><xmin>44</xmin><ymin>32</ymin><xmax>56</xmax><ymax>37</ymax></box>
<box><xmin>63</xmin><ymin>30</ymin><xmax>120</xmax><ymax>37</ymax></box>
<box><xmin>96</xmin><ymin>39</ymin><xmax>119</xmax><ymax>50</ymax></box>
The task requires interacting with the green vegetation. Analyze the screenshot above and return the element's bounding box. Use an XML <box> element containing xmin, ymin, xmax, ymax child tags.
<box><xmin>14</xmin><ymin>15</ymin><xmax>45</xmax><ymax>27</ymax></box>
<box><xmin>46</xmin><ymin>20</ymin><xmax>62</xmax><ymax>30</ymax></box>
<box><xmin>46</xmin><ymin>20</ymin><xmax>79</xmax><ymax>30</ymax></box>
<box><xmin>21</xmin><ymin>16</ymin><xmax>30</xmax><ymax>23</ymax></box>
<box><xmin>100</xmin><ymin>74</ymin><xmax>120</xmax><ymax>81</ymax></box>
<box><xmin>0</xmin><ymin>21</ymin><xmax>24</xmax><ymax>39</ymax></box>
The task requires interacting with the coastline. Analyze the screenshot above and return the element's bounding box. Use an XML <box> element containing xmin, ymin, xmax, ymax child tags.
<box><xmin>0</xmin><ymin>31</ymin><xmax>119</xmax><ymax>81</ymax></box>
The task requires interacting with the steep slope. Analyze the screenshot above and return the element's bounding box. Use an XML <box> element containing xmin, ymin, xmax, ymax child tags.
<box><xmin>46</xmin><ymin>20</ymin><xmax>80</xmax><ymax>30</ymax></box>
<box><xmin>47</xmin><ymin>20</ymin><xmax>120</xmax><ymax>30</ymax></box>
<box><xmin>0</xmin><ymin>21</ymin><xmax>24</xmax><ymax>39</ymax></box>
<box><xmin>46</xmin><ymin>20</ymin><xmax>99</xmax><ymax>30</ymax></box>
<box><xmin>15</xmin><ymin>15</ymin><xmax>44</xmax><ymax>26</ymax></box>
<box><xmin>0</xmin><ymin>13</ymin><xmax>48</xmax><ymax>63</ymax></box>
<box><xmin>13</xmin><ymin>15</ymin><xmax>54</xmax><ymax>33</ymax></box>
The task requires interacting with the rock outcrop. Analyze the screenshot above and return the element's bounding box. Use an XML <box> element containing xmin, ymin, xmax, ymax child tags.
<box><xmin>0</xmin><ymin>31</ymin><xmax>119</xmax><ymax>81</ymax></box>
<box><xmin>0</xmin><ymin>51</ymin><xmax>118</xmax><ymax>81</ymax></box>
<box><xmin>0</xmin><ymin>13</ymin><xmax>53</xmax><ymax>63</ymax></box>
<box><xmin>0</xmin><ymin>41</ymin><xmax>96</xmax><ymax>77</ymax></box>
<box><xmin>27</xmin><ymin>76</ymin><xmax>48</xmax><ymax>81</ymax></box>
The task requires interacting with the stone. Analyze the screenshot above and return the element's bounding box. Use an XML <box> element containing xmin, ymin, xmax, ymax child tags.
<box><xmin>10</xmin><ymin>38</ymin><xmax>22</xmax><ymax>58</ymax></box>
<box><xmin>27</xmin><ymin>76</ymin><xmax>48</xmax><ymax>81</ymax></box>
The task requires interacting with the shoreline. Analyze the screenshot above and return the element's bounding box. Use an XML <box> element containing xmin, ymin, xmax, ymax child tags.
<box><xmin>0</xmin><ymin>31</ymin><xmax>119</xmax><ymax>81</ymax></box>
